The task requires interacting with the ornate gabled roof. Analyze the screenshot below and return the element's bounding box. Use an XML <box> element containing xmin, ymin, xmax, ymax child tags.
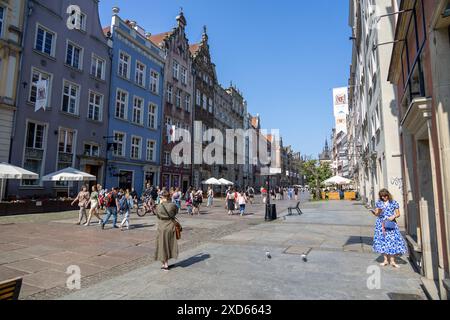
<box><xmin>148</xmin><ymin>32</ymin><xmax>172</xmax><ymax>46</ymax></box>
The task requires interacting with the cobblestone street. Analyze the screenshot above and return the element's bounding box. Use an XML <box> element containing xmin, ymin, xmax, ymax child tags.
<box><xmin>0</xmin><ymin>196</ymin><xmax>426</xmax><ymax>300</ymax></box>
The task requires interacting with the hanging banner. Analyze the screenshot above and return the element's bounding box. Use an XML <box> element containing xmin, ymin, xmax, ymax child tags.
<box><xmin>333</xmin><ymin>87</ymin><xmax>349</xmax><ymax>117</ymax></box>
<box><xmin>35</xmin><ymin>80</ymin><xmax>48</xmax><ymax>112</ymax></box>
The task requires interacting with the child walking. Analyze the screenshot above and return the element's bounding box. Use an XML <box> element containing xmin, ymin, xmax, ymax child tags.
<box><xmin>238</xmin><ymin>191</ymin><xmax>248</xmax><ymax>217</ymax></box>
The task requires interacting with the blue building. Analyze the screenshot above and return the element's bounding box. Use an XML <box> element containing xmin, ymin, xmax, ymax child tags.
<box><xmin>104</xmin><ymin>8</ymin><xmax>165</xmax><ymax>195</ymax></box>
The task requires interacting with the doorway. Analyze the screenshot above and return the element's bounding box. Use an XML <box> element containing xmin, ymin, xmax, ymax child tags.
<box><xmin>119</xmin><ymin>170</ymin><xmax>133</xmax><ymax>191</ymax></box>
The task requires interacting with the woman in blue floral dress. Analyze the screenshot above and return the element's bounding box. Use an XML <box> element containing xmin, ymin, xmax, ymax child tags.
<box><xmin>372</xmin><ymin>189</ymin><xmax>407</xmax><ymax>268</ymax></box>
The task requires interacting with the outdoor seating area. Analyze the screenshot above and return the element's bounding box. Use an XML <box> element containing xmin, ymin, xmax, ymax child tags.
<box><xmin>319</xmin><ymin>175</ymin><xmax>357</xmax><ymax>201</ymax></box>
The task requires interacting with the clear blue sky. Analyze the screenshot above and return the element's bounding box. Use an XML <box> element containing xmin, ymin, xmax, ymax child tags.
<box><xmin>98</xmin><ymin>0</ymin><xmax>351</xmax><ymax>158</ymax></box>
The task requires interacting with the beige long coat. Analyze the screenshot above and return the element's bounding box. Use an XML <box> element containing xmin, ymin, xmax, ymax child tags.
<box><xmin>154</xmin><ymin>202</ymin><xmax>179</xmax><ymax>262</ymax></box>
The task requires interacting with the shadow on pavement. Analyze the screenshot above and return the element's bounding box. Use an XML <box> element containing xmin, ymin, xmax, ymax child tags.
<box><xmin>172</xmin><ymin>253</ymin><xmax>211</xmax><ymax>269</ymax></box>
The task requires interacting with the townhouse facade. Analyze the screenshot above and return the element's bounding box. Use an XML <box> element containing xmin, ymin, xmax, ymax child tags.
<box><xmin>190</xmin><ymin>26</ymin><xmax>217</xmax><ymax>189</ymax></box>
<box><xmin>387</xmin><ymin>0</ymin><xmax>450</xmax><ymax>300</ymax></box>
<box><xmin>8</xmin><ymin>0</ymin><xmax>111</xmax><ymax>198</ymax></box>
<box><xmin>104</xmin><ymin>8</ymin><xmax>165</xmax><ymax>195</ymax></box>
<box><xmin>0</xmin><ymin>0</ymin><xmax>26</xmax><ymax>165</ymax></box>
<box><xmin>348</xmin><ymin>0</ymin><xmax>404</xmax><ymax>210</ymax></box>
<box><xmin>149</xmin><ymin>10</ymin><xmax>193</xmax><ymax>193</ymax></box>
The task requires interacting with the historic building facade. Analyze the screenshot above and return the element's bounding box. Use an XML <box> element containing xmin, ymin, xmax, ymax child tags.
<box><xmin>190</xmin><ymin>26</ymin><xmax>217</xmax><ymax>189</ymax></box>
<box><xmin>149</xmin><ymin>10</ymin><xmax>193</xmax><ymax>193</ymax></box>
<box><xmin>8</xmin><ymin>0</ymin><xmax>111</xmax><ymax>198</ymax></box>
<box><xmin>0</xmin><ymin>0</ymin><xmax>26</xmax><ymax>165</ymax></box>
<box><xmin>104</xmin><ymin>9</ymin><xmax>165</xmax><ymax>195</ymax></box>
<box><xmin>348</xmin><ymin>0</ymin><xmax>404</xmax><ymax>210</ymax></box>
<box><xmin>388</xmin><ymin>0</ymin><xmax>450</xmax><ymax>300</ymax></box>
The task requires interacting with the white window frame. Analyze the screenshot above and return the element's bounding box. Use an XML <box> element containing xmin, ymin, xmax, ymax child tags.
<box><xmin>65</xmin><ymin>40</ymin><xmax>84</xmax><ymax>70</ymax></box>
<box><xmin>34</xmin><ymin>23</ymin><xmax>57</xmax><ymax>57</ymax></box>
<box><xmin>146</xmin><ymin>140</ymin><xmax>156</xmax><ymax>162</ymax></box>
<box><xmin>150</xmin><ymin>70</ymin><xmax>159</xmax><ymax>94</ymax></box>
<box><xmin>79</xmin><ymin>12</ymin><xmax>87</xmax><ymax>32</ymax></box>
<box><xmin>0</xmin><ymin>6</ymin><xmax>5</xmax><ymax>38</ymax></box>
<box><xmin>87</xmin><ymin>90</ymin><xmax>104</xmax><ymax>122</ymax></box>
<box><xmin>196</xmin><ymin>89</ymin><xmax>201</xmax><ymax>106</ymax></box>
<box><xmin>175</xmin><ymin>89</ymin><xmax>181</xmax><ymax>108</ymax></box>
<box><xmin>130</xmin><ymin>136</ymin><xmax>142</xmax><ymax>160</ymax></box>
<box><xmin>185</xmin><ymin>94</ymin><xmax>191</xmax><ymax>112</ymax></box>
<box><xmin>21</xmin><ymin>120</ymin><xmax>48</xmax><ymax>187</ymax></box>
<box><xmin>91</xmin><ymin>54</ymin><xmax>105</xmax><ymax>80</ymax></box>
<box><xmin>118</xmin><ymin>50</ymin><xmax>131</xmax><ymax>79</ymax></box>
<box><xmin>181</xmin><ymin>67</ymin><xmax>187</xmax><ymax>85</ymax></box>
<box><xmin>135</xmin><ymin>60</ymin><xmax>146</xmax><ymax>87</ymax></box>
<box><xmin>132</xmin><ymin>96</ymin><xmax>144</xmax><ymax>125</ymax></box>
<box><xmin>202</xmin><ymin>94</ymin><xmax>207</xmax><ymax>110</ymax></box>
<box><xmin>115</xmin><ymin>89</ymin><xmax>128</xmax><ymax>120</ymax></box>
<box><xmin>173</xmin><ymin>60</ymin><xmax>179</xmax><ymax>79</ymax></box>
<box><xmin>208</xmin><ymin>98</ymin><xmax>213</xmax><ymax>113</ymax></box>
<box><xmin>148</xmin><ymin>103</ymin><xmax>158</xmax><ymax>130</ymax></box>
<box><xmin>164</xmin><ymin>151</ymin><xmax>171</xmax><ymax>166</ymax></box>
<box><xmin>84</xmin><ymin>142</ymin><xmax>100</xmax><ymax>157</ymax></box>
<box><xmin>61</xmin><ymin>80</ymin><xmax>80</xmax><ymax>115</ymax></box>
<box><xmin>113</xmin><ymin>131</ymin><xmax>126</xmax><ymax>157</ymax></box>
<box><xmin>28</xmin><ymin>67</ymin><xmax>53</xmax><ymax>108</ymax></box>
<box><xmin>166</xmin><ymin>83</ymin><xmax>173</xmax><ymax>103</ymax></box>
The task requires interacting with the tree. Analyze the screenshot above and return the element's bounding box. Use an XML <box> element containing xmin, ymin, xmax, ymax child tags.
<box><xmin>300</xmin><ymin>160</ymin><xmax>333</xmax><ymax>199</ymax></box>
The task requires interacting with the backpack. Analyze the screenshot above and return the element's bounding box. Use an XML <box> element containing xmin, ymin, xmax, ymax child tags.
<box><xmin>105</xmin><ymin>192</ymin><xmax>115</xmax><ymax>207</ymax></box>
<box><xmin>119</xmin><ymin>196</ymin><xmax>129</xmax><ymax>211</ymax></box>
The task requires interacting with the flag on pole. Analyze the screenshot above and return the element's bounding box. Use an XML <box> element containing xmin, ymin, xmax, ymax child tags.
<box><xmin>35</xmin><ymin>80</ymin><xmax>48</xmax><ymax>112</ymax></box>
<box><xmin>167</xmin><ymin>124</ymin><xmax>176</xmax><ymax>143</ymax></box>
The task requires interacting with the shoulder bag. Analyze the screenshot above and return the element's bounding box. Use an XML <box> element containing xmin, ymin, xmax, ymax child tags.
<box><xmin>162</xmin><ymin>204</ymin><xmax>182</xmax><ymax>240</ymax></box>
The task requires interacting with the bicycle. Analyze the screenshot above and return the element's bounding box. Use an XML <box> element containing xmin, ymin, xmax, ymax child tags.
<box><xmin>135</xmin><ymin>199</ymin><xmax>157</xmax><ymax>217</ymax></box>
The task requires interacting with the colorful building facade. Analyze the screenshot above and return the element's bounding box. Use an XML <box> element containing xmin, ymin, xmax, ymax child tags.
<box><xmin>104</xmin><ymin>8</ymin><xmax>165</xmax><ymax>195</ymax></box>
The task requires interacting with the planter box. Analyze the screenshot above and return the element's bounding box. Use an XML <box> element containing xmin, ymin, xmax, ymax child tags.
<box><xmin>0</xmin><ymin>200</ymin><xmax>74</xmax><ymax>217</ymax></box>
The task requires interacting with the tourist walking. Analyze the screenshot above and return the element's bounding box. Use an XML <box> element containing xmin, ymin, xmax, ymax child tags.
<box><xmin>192</xmin><ymin>189</ymin><xmax>203</xmax><ymax>215</ymax></box>
<box><xmin>294</xmin><ymin>186</ymin><xmax>299</xmax><ymax>201</ymax></box>
<box><xmin>372</xmin><ymin>189</ymin><xmax>407</xmax><ymax>268</ymax></box>
<box><xmin>85</xmin><ymin>185</ymin><xmax>101</xmax><ymax>226</ymax></box>
<box><xmin>71</xmin><ymin>185</ymin><xmax>90</xmax><ymax>225</ymax></box>
<box><xmin>185</xmin><ymin>188</ymin><xmax>193</xmax><ymax>215</ymax></box>
<box><xmin>172</xmin><ymin>188</ymin><xmax>182</xmax><ymax>210</ymax></box>
<box><xmin>226</xmin><ymin>188</ymin><xmax>237</xmax><ymax>215</ymax></box>
<box><xmin>207</xmin><ymin>187</ymin><xmax>214</xmax><ymax>208</ymax></box>
<box><xmin>119</xmin><ymin>190</ymin><xmax>133</xmax><ymax>231</ymax></box>
<box><xmin>237</xmin><ymin>191</ymin><xmax>248</xmax><ymax>217</ymax></box>
<box><xmin>101</xmin><ymin>187</ymin><xmax>120</xmax><ymax>230</ymax></box>
<box><xmin>155</xmin><ymin>191</ymin><xmax>179</xmax><ymax>271</ymax></box>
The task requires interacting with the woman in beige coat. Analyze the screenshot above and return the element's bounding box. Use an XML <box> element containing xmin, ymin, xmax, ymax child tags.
<box><xmin>154</xmin><ymin>191</ymin><xmax>179</xmax><ymax>271</ymax></box>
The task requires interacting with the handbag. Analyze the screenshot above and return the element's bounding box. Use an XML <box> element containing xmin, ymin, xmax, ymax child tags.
<box><xmin>162</xmin><ymin>204</ymin><xmax>182</xmax><ymax>240</ymax></box>
<box><xmin>383</xmin><ymin>220</ymin><xmax>397</xmax><ymax>231</ymax></box>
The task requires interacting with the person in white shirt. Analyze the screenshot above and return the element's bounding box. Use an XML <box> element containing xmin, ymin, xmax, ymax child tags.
<box><xmin>207</xmin><ymin>187</ymin><xmax>214</xmax><ymax>208</ymax></box>
<box><xmin>237</xmin><ymin>192</ymin><xmax>248</xmax><ymax>217</ymax></box>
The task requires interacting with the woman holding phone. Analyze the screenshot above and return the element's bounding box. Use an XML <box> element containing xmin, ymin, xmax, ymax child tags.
<box><xmin>372</xmin><ymin>189</ymin><xmax>407</xmax><ymax>268</ymax></box>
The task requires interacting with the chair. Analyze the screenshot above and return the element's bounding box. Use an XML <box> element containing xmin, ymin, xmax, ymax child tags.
<box><xmin>287</xmin><ymin>202</ymin><xmax>303</xmax><ymax>216</ymax></box>
<box><xmin>0</xmin><ymin>277</ymin><xmax>23</xmax><ymax>300</ymax></box>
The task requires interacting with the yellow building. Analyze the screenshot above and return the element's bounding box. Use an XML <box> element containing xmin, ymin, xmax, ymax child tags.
<box><xmin>0</xmin><ymin>0</ymin><xmax>25</xmax><ymax>162</ymax></box>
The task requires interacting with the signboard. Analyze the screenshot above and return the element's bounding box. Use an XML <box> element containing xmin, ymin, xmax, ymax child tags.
<box><xmin>335</xmin><ymin>114</ymin><xmax>347</xmax><ymax>134</ymax></box>
<box><xmin>333</xmin><ymin>87</ymin><xmax>349</xmax><ymax>117</ymax></box>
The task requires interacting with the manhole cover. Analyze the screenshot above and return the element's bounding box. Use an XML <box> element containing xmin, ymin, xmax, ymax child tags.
<box><xmin>387</xmin><ymin>293</ymin><xmax>424</xmax><ymax>300</ymax></box>
<box><xmin>283</xmin><ymin>246</ymin><xmax>312</xmax><ymax>255</ymax></box>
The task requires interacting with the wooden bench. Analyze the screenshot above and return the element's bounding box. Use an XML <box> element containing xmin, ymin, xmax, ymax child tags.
<box><xmin>0</xmin><ymin>277</ymin><xmax>22</xmax><ymax>300</ymax></box>
<box><xmin>287</xmin><ymin>202</ymin><xmax>303</xmax><ymax>216</ymax></box>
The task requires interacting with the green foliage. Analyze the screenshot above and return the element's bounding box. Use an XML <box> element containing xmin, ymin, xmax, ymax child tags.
<box><xmin>299</xmin><ymin>160</ymin><xmax>333</xmax><ymax>199</ymax></box>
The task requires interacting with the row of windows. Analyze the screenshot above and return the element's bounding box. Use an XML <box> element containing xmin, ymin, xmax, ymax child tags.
<box><xmin>0</xmin><ymin>6</ymin><xmax>4</xmax><ymax>38</ymax></box>
<box><xmin>112</xmin><ymin>131</ymin><xmax>157</xmax><ymax>162</ymax></box>
<box><xmin>30</xmin><ymin>67</ymin><xmax>104</xmax><ymax>121</ymax></box>
<box><xmin>172</xmin><ymin>60</ymin><xmax>188</xmax><ymax>85</ymax></box>
<box><xmin>118</xmin><ymin>50</ymin><xmax>161</xmax><ymax>94</ymax></box>
<box><xmin>22</xmin><ymin>122</ymin><xmax>98</xmax><ymax>187</ymax></box>
<box><xmin>195</xmin><ymin>89</ymin><xmax>213</xmax><ymax>113</ymax></box>
<box><xmin>166</xmin><ymin>84</ymin><xmax>191</xmax><ymax>111</ymax></box>
<box><xmin>115</xmin><ymin>89</ymin><xmax>159</xmax><ymax>129</ymax></box>
<box><xmin>34</xmin><ymin>24</ymin><xmax>106</xmax><ymax>80</ymax></box>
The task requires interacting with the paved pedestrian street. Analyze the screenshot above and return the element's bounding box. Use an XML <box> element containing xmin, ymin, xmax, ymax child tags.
<box><xmin>0</xmin><ymin>198</ymin><xmax>426</xmax><ymax>300</ymax></box>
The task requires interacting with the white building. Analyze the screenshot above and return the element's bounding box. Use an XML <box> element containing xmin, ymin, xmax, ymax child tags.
<box><xmin>348</xmin><ymin>0</ymin><xmax>404</xmax><ymax>215</ymax></box>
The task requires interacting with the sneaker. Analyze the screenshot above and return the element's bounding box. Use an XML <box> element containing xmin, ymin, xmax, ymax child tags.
<box><xmin>113</xmin><ymin>225</ymin><xmax>119</xmax><ymax>229</ymax></box>
<box><xmin>101</xmin><ymin>223</ymin><xmax>105</xmax><ymax>230</ymax></box>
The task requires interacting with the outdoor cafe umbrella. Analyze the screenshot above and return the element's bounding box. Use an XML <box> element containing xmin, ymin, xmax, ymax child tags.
<box><xmin>323</xmin><ymin>175</ymin><xmax>352</xmax><ymax>186</ymax></box>
<box><xmin>0</xmin><ymin>163</ymin><xmax>39</xmax><ymax>201</ymax></box>
<box><xmin>218</xmin><ymin>178</ymin><xmax>234</xmax><ymax>186</ymax></box>
<box><xmin>202</xmin><ymin>178</ymin><xmax>222</xmax><ymax>185</ymax></box>
<box><xmin>42</xmin><ymin>167</ymin><xmax>96</xmax><ymax>197</ymax></box>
